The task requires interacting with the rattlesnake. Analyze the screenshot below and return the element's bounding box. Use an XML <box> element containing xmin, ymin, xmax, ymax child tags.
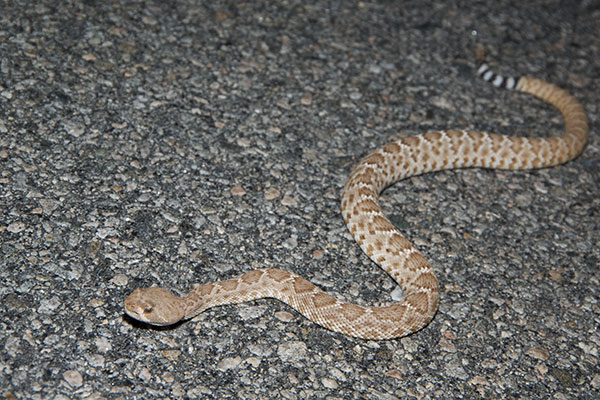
<box><xmin>124</xmin><ymin>64</ymin><xmax>589</xmax><ymax>339</ymax></box>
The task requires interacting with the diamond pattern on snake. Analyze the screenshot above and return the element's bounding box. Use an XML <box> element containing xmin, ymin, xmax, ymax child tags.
<box><xmin>124</xmin><ymin>64</ymin><xmax>589</xmax><ymax>340</ymax></box>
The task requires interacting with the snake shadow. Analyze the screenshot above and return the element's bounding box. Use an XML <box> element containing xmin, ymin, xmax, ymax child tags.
<box><xmin>122</xmin><ymin>313</ymin><xmax>186</xmax><ymax>331</ymax></box>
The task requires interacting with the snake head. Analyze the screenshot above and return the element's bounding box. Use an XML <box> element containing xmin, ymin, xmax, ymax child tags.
<box><xmin>124</xmin><ymin>287</ymin><xmax>186</xmax><ymax>326</ymax></box>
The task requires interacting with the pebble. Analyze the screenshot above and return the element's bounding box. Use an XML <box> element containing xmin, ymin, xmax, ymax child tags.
<box><xmin>217</xmin><ymin>356</ymin><xmax>242</xmax><ymax>371</ymax></box>
<box><xmin>237</xmin><ymin>305</ymin><xmax>265</xmax><ymax>321</ymax></box>
<box><xmin>321</xmin><ymin>377</ymin><xmax>338</xmax><ymax>389</ymax></box>
<box><xmin>7</xmin><ymin>222</ymin><xmax>25</xmax><ymax>233</ymax></box>
<box><xmin>281</xmin><ymin>194</ymin><xmax>298</xmax><ymax>206</ymax></box>
<box><xmin>444</xmin><ymin>359</ymin><xmax>468</xmax><ymax>380</ymax></box>
<box><xmin>63</xmin><ymin>370</ymin><xmax>83</xmax><ymax>388</ymax></box>
<box><xmin>264</xmin><ymin>188</ymin><xmax>281</xmax><ymax>200</ymax></box>
<box><xmin>525</xmin><ymin>345</ymin><xmax>549</xmax><ymax>361</ymax></box>
<box><xmin>439</xmin><ymin>337</ymin><xmax>457</xmax><ymax>353</ymax></box>
<box><xmin>110</xmin><ymin>274</ymin><xmax>128</xmax><ymax>287</ymax></box>
<box><xmin>274</xmin><ymin>310</ymin><xmax>295</xmax><ymax>322</ymax></box>
<box><xmin>277</xmin><ymin>341</ymin><xmax>307</xmax><ymax>362</ymax></box>
<box><xmin>136</xmin><ymin>367</ymin><xmax>152</xmax><ymax>382</ymax></box>
<box><xmin>300</xmin><ymin>92</ymin><xmax>312</xmax><ymax>105</ymax></box>
<box><xmin>38</xmin><ymin>297</ymin><xmax>61</xmax><ymax>313</ymax></box>
<box><xmin>231</xmin><ymin>185</ymin><xmax>246</xmax><ymax>196</ymax></box>
<box><xmin>95</xmin><ymin>337</ymin><xmax>112</xmax><ymax>353</ymax></box>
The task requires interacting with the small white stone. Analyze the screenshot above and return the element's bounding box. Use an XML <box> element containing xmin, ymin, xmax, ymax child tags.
<box><xmin>277</xmin><ymin>341</ymin><xmax>307</xmax><ymax>362</ymax></box>
<box><xmin>63</xmin><ymin>370</ymin><xmax>83</xmax><ymax>388</ymax></box>
<box><xmin>95</xmin><ymin>337</ymin><xmax>112</xmax><ymax>353</ymax></box>
<box><xmin>321</xmin><ymin>377</ymin><xmax>338</xmax><ymax>389</ymax></box>
<box><xmin>137</xmin><ymin>367</ymin><xmax>152</xmax><ymax>381</ymax></box>
<box><xmin>217</xmin><ymin>356</ymin><xmax>242</xmax><ymax>371</ymax></box>
<box><xmin>274</xmin><ymin>311</ymin><xmax>295</xmax><ymax>322</ymax></box>
<box><xmin>7</xmin><ymin>222</ymin><xmax>26</xmax><ymax>233</ymax></box>
<box><xmin>38</xmin><ymin>296</ymin><xmax>61</xmax><ymax>313</ymax></box>
<box><xmin>110</xmin><ymin>274</ymin><xmax>128</xmax><ymax>287</ymax></box>
<box><xmin>244</xmin><ymin>357</ymin><xmax>261</xmax><ymax>368</ymax></box>
<box><xmin>390</xmin><ymin>286</ymin><xmax>404</xmax><ymax>301</ymax></box>
<box><xmin>264</xmin><ymin>188</ymin><xmax>281</xmax><ymax>200</ymax></box>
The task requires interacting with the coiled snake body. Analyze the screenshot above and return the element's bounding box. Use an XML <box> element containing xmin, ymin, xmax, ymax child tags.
<box><xmin>124</xmin><ymin>65</ymin><xmax>589</xmax><ymax>339</ymax></box>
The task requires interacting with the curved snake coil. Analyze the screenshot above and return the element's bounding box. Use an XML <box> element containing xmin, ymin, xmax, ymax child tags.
<box><xmin>124</xmin><ymin>64</ymin><xmax>589</xmax><ymax>339</ymax></box>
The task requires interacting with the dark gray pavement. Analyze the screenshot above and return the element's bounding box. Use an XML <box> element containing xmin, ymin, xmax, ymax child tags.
<box><xmin>1</xmin><ymin>0</ymin><xmax>599</xmax><ymax>398</ymax></box>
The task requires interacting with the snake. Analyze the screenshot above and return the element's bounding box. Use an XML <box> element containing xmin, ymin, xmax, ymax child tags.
<box><xmin>124</xmin><ymin>64</ymin><xmax>589</xmax><ymax>339</ymax></box>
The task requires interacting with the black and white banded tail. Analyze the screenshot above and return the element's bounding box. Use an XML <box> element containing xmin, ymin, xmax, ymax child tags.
<box><xmin>477</xmin><ymin>63</ymin><xmax>520</xmax><ymax>90</ymax></box>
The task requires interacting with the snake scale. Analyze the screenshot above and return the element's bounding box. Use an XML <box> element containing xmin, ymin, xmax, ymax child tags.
<box><xmin>124</xmin><ymin>64</ymin><xmax>589</xmax><ymax>339</ymax></box>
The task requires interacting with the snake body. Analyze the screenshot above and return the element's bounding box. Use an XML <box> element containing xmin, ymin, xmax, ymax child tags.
<box><xmin>124</xmin><ymin>65</ymin><xmax>588</xmax><ymax>339</ymax></box>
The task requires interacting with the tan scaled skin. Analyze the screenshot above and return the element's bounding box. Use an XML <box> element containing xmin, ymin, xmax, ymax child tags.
<box><xmin>124</xmin><ymin>65</ymin><xmax>588</xmax><ymax>339</ymax></box>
